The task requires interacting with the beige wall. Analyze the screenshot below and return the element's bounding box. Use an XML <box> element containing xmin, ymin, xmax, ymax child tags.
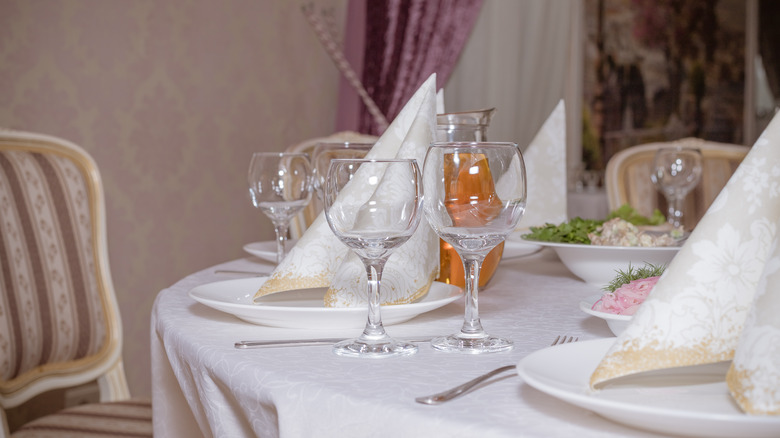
<box><xmin>0</xmin><ymin>0</ymin><xmax>347</xmax><ymax>397</ymax></box>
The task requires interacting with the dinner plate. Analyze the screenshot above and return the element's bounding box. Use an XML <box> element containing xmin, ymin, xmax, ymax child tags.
<box><xmin>502</xmin><ymin>237</ymin><xmax>542</xmax><ymax>259</ymax></box>
<box><xmin>516</xmin><ymin>338</ymin><xmax>780</xmax><ymax>438</ymax></box>
<box><xmin>579</xmin><ymin>295</ymin><xmax>632</xmax><ymax>336</ymax></box>
<box><xmin>522</xmin><ymin>239</ymin><xmax>679</xmax><ymax>286</ymax></box>
<box><xmin>189</xmin><ymin>277</ymin><xmax>463</xmax><ymax>329</ymax></box>
<box><xmin>243</xmin><ymin>240</ymin><xmax>298</xmax><ymax>263</ymax></box>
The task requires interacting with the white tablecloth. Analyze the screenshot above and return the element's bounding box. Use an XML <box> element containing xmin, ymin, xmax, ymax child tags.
<box><xmin>151</xmin><ymin>249</ymin><xmax>666</xmax><ymax>437</ymax></box>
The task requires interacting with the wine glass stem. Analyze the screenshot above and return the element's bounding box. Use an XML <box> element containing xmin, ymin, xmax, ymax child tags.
<box><xmin>361</xmin><ymin>257</ymin><xmax>389</xmax><ymax>340</ymax></box>
<box><xmin>460</xmin><ymin>254</ymin><xmax>486</xmax><ymax>338</ymax></box>
<box><xmin>272</xmin><ymin>221</ymin><xmax>289</xmax><ymax>265</ymax></box>
<box><xmin>665</xmin><ymin>195</ymin><xmax>684</xmax><ymax>228</ymax></box>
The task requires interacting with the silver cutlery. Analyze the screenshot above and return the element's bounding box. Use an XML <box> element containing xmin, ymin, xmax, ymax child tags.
<box><xmin>414</xmin><ymin>335</ymin><xmax>579</xmax><ymax>405</ymax></box>
<box><xmin>235</xmin><ymin>336</ymin><xmax>435</xmax><ymax>349</ymax></box>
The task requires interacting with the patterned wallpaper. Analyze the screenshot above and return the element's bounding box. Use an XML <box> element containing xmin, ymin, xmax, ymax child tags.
<box><xmin>0</xmin><ymin>0</ymin><xmax>346</xmax><ymax>397</ymax></box>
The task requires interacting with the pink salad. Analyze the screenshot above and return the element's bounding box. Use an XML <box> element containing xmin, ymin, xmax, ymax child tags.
<box><xmin>591</xmin><ymin>276</ymin><xmax>660</xmax><ymax>315</ymax></box>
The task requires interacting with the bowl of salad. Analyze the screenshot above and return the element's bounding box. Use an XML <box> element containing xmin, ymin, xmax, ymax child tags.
<box><xmin>522</xmin><ymin>205</ymin><xmax>683</xmax><ymax>286</ymax></box>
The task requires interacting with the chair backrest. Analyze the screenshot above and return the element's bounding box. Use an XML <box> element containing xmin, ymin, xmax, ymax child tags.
<box><xmin>286</xmin><ymin>131</ymin><xmax>378</xmax><ymax>239</ymax></box>
<box><xmin>0</xmin><ymin>130</ymin><xmax>130</xmax><ymax>419</ymax></box>
<box><xmin>605</xmin><ymin>137</ymin><xmax>750</xmax><ymax>230</ymax></box>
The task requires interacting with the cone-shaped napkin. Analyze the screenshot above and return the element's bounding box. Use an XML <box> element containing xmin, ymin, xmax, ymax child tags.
<box><xmin>590</xmin><ymin>112</ymin><xmax>780</xmax><ymax>415</ymax></box>
<box><xmin>255</xmin><ymin>74</ymin><xmax>439</xmax><ymax>307</ymax></box>
<box><xmin>727</xmin><ymin>235</ymin><xmax>780</xmax><ymax>415</ymax></box>
<box><xmin>515</xmin><ymin>100</ymin><xmax>567</xmax><ymax>229</ymax></box>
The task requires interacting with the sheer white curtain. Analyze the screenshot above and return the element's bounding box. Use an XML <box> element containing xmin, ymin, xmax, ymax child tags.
<box><xmin>443</xmin><ymin>0</ymin><xmax>584</xmax><ymax>171</ymax></box>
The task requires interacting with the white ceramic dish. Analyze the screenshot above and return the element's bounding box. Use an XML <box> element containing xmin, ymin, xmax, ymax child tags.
<box><xmin>188</xmin><ymin>277</ymin><xmax>463</xmax><ymax>329</ymax></box>
<box><xmin>523</xmin><ymin>239</ymin><xmax>679</xmax><ymax>286</ymax></box>
<box><xmin>243</xmin><ymin>240</ymin><xmax>298</xmax><ymax>263</ymax></box>
<box><xmin>517</xmin><ymin>338</ymin><xmax>780</xmax><ymax>438</ymax></box>
<box><xmin>502</xmin><ymin>237</ymin><xmax>542</xmax><ymax>259</ymax></box>
<box><xmin>579</xmin><ymin>295</ymin><xmax>632</xmax><ymax>336</ymax></box>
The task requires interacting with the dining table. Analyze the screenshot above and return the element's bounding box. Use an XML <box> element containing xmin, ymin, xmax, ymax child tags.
<box><xmin>150</xmin><ymin>243</ymin><xmax>675</xmax><ymax>438</ymax></box>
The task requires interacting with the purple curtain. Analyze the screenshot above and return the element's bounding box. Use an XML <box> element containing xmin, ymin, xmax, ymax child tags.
<box><xmin>337</xmin><ymin>0</ymin><xmax>483</xmax><ymax>135</ymax></box>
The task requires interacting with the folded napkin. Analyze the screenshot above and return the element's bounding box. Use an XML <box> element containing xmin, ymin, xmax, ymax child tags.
<box><xmin>590</xmin><ymin>112</ymin><xmax>780</xmax><ymax>415</ymax></box>
<box><xmin>515</xmin><ymin>100</ymin><xmax>567</xmax><ymax>229</ymax></box>
<box><xmin>255</xmin><ymin>74</ymin><xmax>440</xmax><ymax>307</ymax></box>
<box><xmin>727</xmin><ymin>237</ymin><xmax>780</xmax><ymax>415</ymax></box>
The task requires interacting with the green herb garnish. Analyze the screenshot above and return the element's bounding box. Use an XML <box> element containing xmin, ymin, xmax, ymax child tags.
<box><xmin>524</xmin><ymin>217</ymin><xmax>602</xmax><ymax>244</ymax></box>
<box><xmin>603</xmin><ymin>263</ymin><xmax>666</xmax><ymax>292</ymax></box>
<box><xmin>522</xmin><ymin>204</ymin><xmax>666</xmax><ymax>244</ymax></box>
<box><xmin>607</xmin><ymin>204</ymin><xmax>666</xmax><ymax>226</ymax></box>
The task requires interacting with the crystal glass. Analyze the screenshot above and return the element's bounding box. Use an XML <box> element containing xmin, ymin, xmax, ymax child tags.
<box><xmin>248</xmin><ymin>152</ymin><xmax>312</xmax><ymax>264</ymax></box>
<box><xmin>323</xmin><ymin>158</ymin><xmax>423</xmax><ymax>358</ymax></box>
<box><xmin>311</xmin><ymin>142</ymin><xmax>373</xmax><ymax>200</ymax></box>
<box><xmin>650</xmin><ymin>146</ymin><xmax>703</xmax><ymax>228</ymax></box>
<box><xmin>423</xmin><ymin>142</ymin><xmax>527</xmax><ymax>354</ymax></box>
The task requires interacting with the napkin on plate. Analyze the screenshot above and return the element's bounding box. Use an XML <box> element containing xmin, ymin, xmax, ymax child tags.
<box><xmin>515</xmin><ymin>100</ymin><xmax>567</xmax><ymax>230</ymax></box>
<box><xmin>589</xmin><ymin>112</ymin><xmax>780</xmax><ymax>415</ymax></box>
<box><xmin>254</xmin><ymin>74</ymin><xmax>440</xmax><ymax>307</ymax></box>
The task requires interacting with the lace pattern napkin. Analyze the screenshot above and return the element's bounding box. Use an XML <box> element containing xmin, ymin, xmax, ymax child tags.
<box><xmin>727</xmin><ymin>235</ymin><xmax>780</xmax><ymax>414</ymax></box>
<box><xmin>516</xmin><ymin>100</ymin><xmax>567</xmax><ymax>229</ymax></box>
<box><xmin>590</xmin><ymin>112</ymin><xmax>780</xmax><ymax>415</ymax></box>
<box><xmin>255</xmin><ymin>74</ymin><xmax>439</xmax><ymax>307</ymax></box>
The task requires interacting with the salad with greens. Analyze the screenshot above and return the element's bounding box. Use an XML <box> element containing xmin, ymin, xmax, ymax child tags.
<box><xmin>522</xmin><ymin>204</ymin><xmax>666</xmax><ymax>244</ymax></box>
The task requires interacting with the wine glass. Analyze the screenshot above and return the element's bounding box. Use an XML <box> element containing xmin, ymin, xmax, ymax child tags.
<box><xmin>248</xmin><ymin>152</ymin><xmax>313</xmax><ymax>264</ymax></box>
<box><xmin>323</xmin><ymin>158</ymin><xmax>423</xmax><ymax>358</ymax></box>
<box><xmin>423</xmin><ymin>142</ymin><xmax>527</xmax><ymax>354</ymax></box>
<box><xmin>311</xmin><ymin>142</ymin><xmax>373</xmax><ymax>200</ymax></box>
<box><xmin>650</xmin><ymin>146</ymin><xmax>703</xmax><ymax>228</ymax></box>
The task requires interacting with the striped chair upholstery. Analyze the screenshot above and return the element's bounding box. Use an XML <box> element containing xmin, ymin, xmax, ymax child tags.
<box><xmin>0</xmin><ymin>130</ymin><xmax>151</xmax><ymax>436</ymax></box>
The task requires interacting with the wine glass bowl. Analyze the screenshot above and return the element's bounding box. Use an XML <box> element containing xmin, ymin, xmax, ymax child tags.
<box><xmin>423</xmin><ymin>142</ymin><xmax>527</xmax><ymax>354</ymax></box>
<box><xmin>312</xmin><ymin>142</ymin><xmax>373</xmax><ymax>200</ymax></box>
<box><xmin>650</xmin><ymin>146</ymin><xmax>703</xmax><ymax>228</ymax></box>
<box><xmin>248</xmin><ymin>152</ymin><xmax>313</xmax><ymax>264</ymax></box>
<box><xmin>323</xmin><ymin>158</ymin><xmax>423</xmax><ymax>358</ymax></box>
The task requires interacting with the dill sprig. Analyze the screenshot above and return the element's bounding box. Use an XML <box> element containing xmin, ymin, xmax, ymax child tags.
<box><xmin>603</xmin><ymin>263</ymin><xmax>666</xmax><ymax>292</ymax></box>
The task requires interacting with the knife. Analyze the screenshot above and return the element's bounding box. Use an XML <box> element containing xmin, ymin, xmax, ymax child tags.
<box><xmin>235</xmin><ymin>336</ymin><xmax>435</xmax><ymax>349</ymax></box>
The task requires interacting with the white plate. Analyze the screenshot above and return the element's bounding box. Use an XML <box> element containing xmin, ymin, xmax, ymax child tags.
<box><xmin>523</xmin><ymin>239</ymin><xmax>679</xmax><ymax>286</ymax></box>
<box><xmin>579</xmin><ymin>295</ymin><xmax>632</xmax><ymax>336</ymax></box>
<box><xmin>502</xmin><ymin>238</ymin><xmax>542</xmax><ymax>259</ymax></box>
<box><xmin>517</xmin><ymin>338</ymin><xmax>780</xmax><ymax>438</ymax></box>
<box><xmin>243</xmin><ymin>240</ymin><xmax>298</xmax><ymax>263</ymax></box>
<box><xmin>188</xmin><ymin>277</ymin><xmax>463</xmax><ymax>329</ymax></box>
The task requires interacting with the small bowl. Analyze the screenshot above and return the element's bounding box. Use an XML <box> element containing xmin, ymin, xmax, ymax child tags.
<box><xmin>528</xmin><ymin>240</ymin><xmax>679</xmax><ymax>286</ymax></box>
<box><xmin>580</xmin><ymin>295</ymin><xmax>632</xmax><ymax>336</ymax></box>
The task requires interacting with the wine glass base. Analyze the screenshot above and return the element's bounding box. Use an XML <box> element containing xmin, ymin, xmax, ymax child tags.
<box><xmin>333</xmin><ymin>338</ymin><xmax>418</xmax><ymax>359</ymax></box>
<box><xmin>431</xmin><ymin>334</ymin><xmax>514</xmax><ymax>354</ymax></box>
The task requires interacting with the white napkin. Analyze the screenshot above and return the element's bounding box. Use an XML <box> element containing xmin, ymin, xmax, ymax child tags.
<box><xmin>727</xmin><ymin>236</ymin><xmax>780</xmax><ymax>415</ymax></box>
<box><xmin>255</xmin><ymin>74</ymin><xmax>439</xmax><ymax>307</ymax></box>
<box><xmin>590</xmin><ymin>112</ymin><xmax>780</xmax><ymax>415</ymax></box>
<box><xmin>515</xmin><ymin>100</ymin><xmax>567</xmax><ymax>229</ymax></box>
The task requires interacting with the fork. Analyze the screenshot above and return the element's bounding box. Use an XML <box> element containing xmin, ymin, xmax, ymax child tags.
<box><xmin>414</xmin><ymin>335</ymin><xmax>579</xmax><ymax>405</ymax></box>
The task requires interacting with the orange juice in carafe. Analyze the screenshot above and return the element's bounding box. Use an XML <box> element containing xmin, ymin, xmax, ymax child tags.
<box><xmin>435</xmin><ymin>108</ymin><xmax>502</xmax><ymax>288</ymax></box>
<box><xmin>436</xmin><ymin>151</ymin><xmax>504</xmax><ymax>288</ymax></box>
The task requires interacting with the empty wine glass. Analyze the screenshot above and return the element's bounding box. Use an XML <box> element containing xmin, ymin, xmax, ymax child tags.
<box><xmin>323</xmin><ymin>158</ymin><xmax>423</xmax><ymax>358</ymax></box>
<box><xmin>650</xmin><ymin>146</ymin><xmax>703</xmax><ymax>228</ymax></box>
<box><xmin>311</xmin><ymin>142</ymin><xmax>373</xmax><ymax>200</ymax></box>
<box><xmin>423</xmin><ymin>142</ymin><xmax>527</xmax><ymax>354</ymax></box>
<box><xmin>248</xmin><ymin>152</ymin><xmax>312</xmax><ymax>264</ymax></box>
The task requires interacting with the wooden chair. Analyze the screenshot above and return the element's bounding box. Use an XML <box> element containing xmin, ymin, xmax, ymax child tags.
<box><xmin>286</xmin><ymin>131</ymin><xmax>378</xmax><ymax>239</ymax></box>
<box><xmin>604</xmin><ymin>137</ymin><xmax>750</xmax><ymax>230</ymax></box>
<box><xmin>0</xmin><ymin>129</ymin><xmax>151</xmax><ymax>437</ymax></box>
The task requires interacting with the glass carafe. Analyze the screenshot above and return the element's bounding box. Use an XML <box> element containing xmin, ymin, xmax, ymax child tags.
<box><xmin>435</xmin><ymin>108</ymin><xmax>503</xmax><ymax>288</ymax></box>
